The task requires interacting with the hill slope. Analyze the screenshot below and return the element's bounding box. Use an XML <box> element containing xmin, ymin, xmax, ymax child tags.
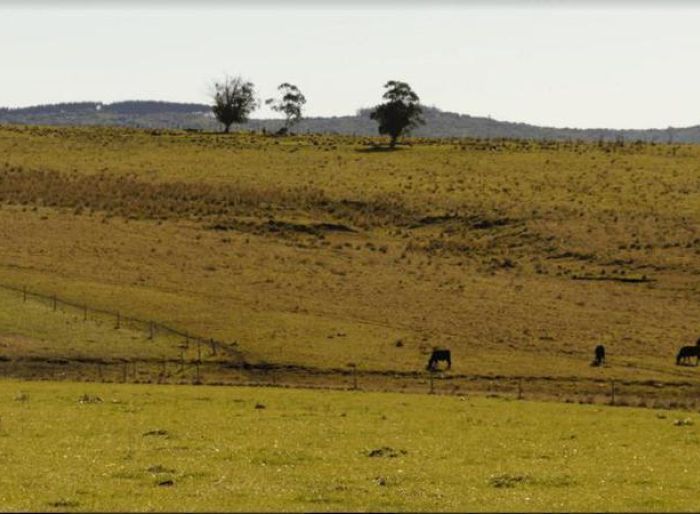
<box><xmin>0</xmin><ymin>125</ymin><xmax>699</xmax><ymax>388</ymax></box>
<box><xmin>2</xmin><ymin>101</ymin><xmax>699</xmax><ymax>142</ymax></box>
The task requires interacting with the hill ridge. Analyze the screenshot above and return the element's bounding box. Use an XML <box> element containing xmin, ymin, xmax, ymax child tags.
<box><xmin>1</xmin><ymin>100</ymin><xmax>699</xmax><ymax>142</ymax></box>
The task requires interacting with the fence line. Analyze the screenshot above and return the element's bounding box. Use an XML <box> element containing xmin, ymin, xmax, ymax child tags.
<box><xmin>2</xmin><ymin>281</ymin><xmax>700</xmax><ymax>411</ymax></box>
<box><xmin>0</xmin><ymin>282</ymin><xmax>238</xmax><ymax>361</ymax></box>
<box><xmin>1</xmin><ymin>356</ymin><xmax>699</xmax><ymax>410</ymax></box>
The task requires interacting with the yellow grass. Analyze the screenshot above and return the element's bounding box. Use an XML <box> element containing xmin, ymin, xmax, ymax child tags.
<box><xmin>0</xmin><ymin>125</ymin><xmax>698</xmax><ymax>386</ymax></box>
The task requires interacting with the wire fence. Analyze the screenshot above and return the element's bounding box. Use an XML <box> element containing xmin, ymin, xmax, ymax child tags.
<box><xmin>0</xmin><ymin>282</ymin><xmax>238</xmax><ymax>360</ymax></box>
<box><xmin>1</xmin><ymin>282</ymin><xmax>700</xmax><ymax>411</ymax></box>
<box><xmin>1</xmin><ymin>355</ymin><xmax>699</xmax><ymax>411</ymax></box>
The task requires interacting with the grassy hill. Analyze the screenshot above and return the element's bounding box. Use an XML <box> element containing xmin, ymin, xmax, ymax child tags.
<box><xmin>0</xmin><ymin>125</ymin><xmax>698</xmax><ymax>392</ymax></box>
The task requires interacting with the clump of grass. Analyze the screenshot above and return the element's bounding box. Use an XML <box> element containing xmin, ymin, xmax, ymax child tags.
<box><xmin>366</xmin><ymin>446</ymin><xmax>407</xmax><ymax>458</ymax></box>
<box><xmin>489</xmin><ymin>473</ymin><xmax>530</xmax><ymax>488</ymax></box>
<box><xmin>47</xmin><ymin>499</ymin><xmax>79</xmax><ymax>508</ymax></box>
<box><xmin>13</xmin><ymin>391</ymin><xmax>29</xmax><ymax>402</ymax></box>
<box><xmin>147</xmin><ymin>465</ymin><xmax>176</xmax><ymax>474</ymax></box>
<box><xmin>77</xmin><ymin>393</ymin><xmax>102</xmax><ymax>404</ymax></box>
<box><xmin>142</xmin><ymin>429</ymin><xmax>169</xmax><ymax>437</ymax></box>
<box><xmin>673</xmin><ymin>418</ymin><xmax>693</xmax><ymax>426</ymax></box>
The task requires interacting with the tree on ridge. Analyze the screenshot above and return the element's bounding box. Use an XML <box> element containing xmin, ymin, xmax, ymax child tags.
<box><xmin>265</xmin><ymin>83</ymin><xmax>307</xmax><ymax>134</ymax></box>
<box><xmin>211</xmin><ymin>75</ymin><xmax>258</xmax><ymax>133</ymax></box>
<box><xmin>370</xmin><ymin>80</ymin><xmax>425</xmax><ymax>148</ymax></box>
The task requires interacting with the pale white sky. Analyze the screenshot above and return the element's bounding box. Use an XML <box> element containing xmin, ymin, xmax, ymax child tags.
<box><xmin>1</xmin><ymin>3</ymin><xmax>700</xmax><ymax>129</ymax></box>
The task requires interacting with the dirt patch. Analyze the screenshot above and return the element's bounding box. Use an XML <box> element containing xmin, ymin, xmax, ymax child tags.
<box><xmin>143</xmin><ymin>429</ymin><xmax>169</xmax><ymax>437</ymax></box>
<box><xmin>409</xmin><ymin>213</ymin><xmax>513</xmax><ymax>230</ymax></box>
<box><xmin>367</xmin><ymin>446</ymin><xmax>407</xmax><ymax>458</ymax></box>
<box><xmin>571</xmin><ymin>274</ymin><xmax>654</xmax><ymax>284</ymax></box>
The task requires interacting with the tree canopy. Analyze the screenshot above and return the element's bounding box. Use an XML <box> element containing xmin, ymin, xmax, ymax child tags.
<box><xmin>265</xmin><ymin>83</ymin><xmax>306</xmax><ymax>133</ymax></box>
<box><xmin>369</xmin><ymin>80</ymin><xmax>425</xmax><ymax>148</ymax></box>
<box><xmin>211</xmin><ymin>75</ymin><xmax>258</xmax><ymax>133</ymax></box>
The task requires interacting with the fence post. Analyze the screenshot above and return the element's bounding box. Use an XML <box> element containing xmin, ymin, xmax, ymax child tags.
<box><xmin>195</xmin><ymin>361</ymin><xmax>201</xmax><ymax>384</ymax></box>
<box><xmin>518</xmin><ymin>379</ymin><xmax>523</xmax><ymax>400</ymax></box>
<box><xmin>611</xmin><ymin>380</ymin><xmax>616</xmax><ymax>405</ymax></box>
<box><xmin>148</xmin><ymin>322</ymin><xmax>155</xmax><ymax>340</ymax></box>
<box><xmin>347</xmin><ymin>363</ymin><xmax>358</xmax><ymax>390</ymax></box>
<box><xmin>197</xmin><ymin>340</ymin><xmax>202</xmax><ymax>363</ymax></box>
<box><xmin>83</xmin><ymin>305</ymin><xmax>88</xmax><ymax>321</ymax></box>
<box><xmin>133</xmin><ymin>362</ymin><xmax>137</xmax><ymax>381</ymax></box>
<box><xmin>210</xmin><ymin>338</ymin><xmax>217</xmax><ymax>356</ymax></box>
<box><xmin>52</xmin><ymin>295</ymin><xmax>57</xmax><ymax>311</ymax></box>
<box><xmin>180</xmin><ymin>351</ymin><xmax>185</xmax><ymax>372</ymax></box>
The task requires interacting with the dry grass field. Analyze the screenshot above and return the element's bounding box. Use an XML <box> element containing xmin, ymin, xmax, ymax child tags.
<box><xmin>0</xmin><ymin>125</ymin><xmax>699</xmax><ymax>389</ymax></box>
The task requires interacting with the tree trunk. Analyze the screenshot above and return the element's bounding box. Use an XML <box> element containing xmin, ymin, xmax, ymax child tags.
<box><xmin>389</xmin><ymin>134</ymin><xmax>398</xmax><ymax>148</ymax></box>
<box><xmin>224</xmin><ymin>123</ymin><xmax>232</xmax><ymax>133</ymax></box>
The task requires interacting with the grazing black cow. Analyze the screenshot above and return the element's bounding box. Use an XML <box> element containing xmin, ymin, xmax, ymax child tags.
<box><xmin>592</xmin><ymin>344</ymin><xmax>606</xmax><ymax>367</ymax></box>
<box><xmin>427</xmin><ymin>349</ymin><xmax>451</xmax><ymax>371</ymax></box>
<box><xmin>676</xmin><ymin>345</ymin><xmax>700</xmax><ymax>366</ymax></box>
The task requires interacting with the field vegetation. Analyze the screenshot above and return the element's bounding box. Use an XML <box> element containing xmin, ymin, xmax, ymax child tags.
<box><xmin>1</xmin><ymin>380</ymin><xmax>699</xmax><ymax>512</ymax></box>
<box><xmin>0</xmin><ymin>125</ymin><xmax>698</xmax><ymax>392</ymax></box>
<box><xmin>1</xmin><ymin>124</ymin><xmax>700</xmax><ymax>511</ymax></box>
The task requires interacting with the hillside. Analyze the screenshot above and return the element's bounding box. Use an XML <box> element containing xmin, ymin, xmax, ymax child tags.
<box><xmin>0</xmin><ymin>125</ymin><xmax>699</xmax><ymax>393</ymax></box>
<box><xmin>2</xmin><ymin>100</ymin><xmax>699</xmax><ymax>142</ymax></box>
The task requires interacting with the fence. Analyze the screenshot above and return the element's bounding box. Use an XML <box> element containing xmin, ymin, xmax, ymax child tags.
<box><xmin>0</xmin><ymin>282</ymin><xmax>238</xmax><ymax>359</ymax></box>
<box><xmin>1</xmin><ymin>282</ymin><xmax>700</xmax><ymax>411</ymax></box>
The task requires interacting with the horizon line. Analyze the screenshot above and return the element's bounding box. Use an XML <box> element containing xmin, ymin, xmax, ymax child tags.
<box><xmin>0</xmin><ymin>98</ymin><xmax>696</xmax><ymax>133</ymax></box>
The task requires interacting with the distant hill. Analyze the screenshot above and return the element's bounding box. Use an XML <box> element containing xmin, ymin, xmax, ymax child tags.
<box><xmin>1</xmin><ymin>100</ymin><xmax>698</xmax><ymax>143</ymax></box>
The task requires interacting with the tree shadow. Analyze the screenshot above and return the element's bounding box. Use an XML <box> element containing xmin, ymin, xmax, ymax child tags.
<box><xmin>354</xmin><ymin>145</ymin><xmax>404</xmax><ymax>153</ymax></box>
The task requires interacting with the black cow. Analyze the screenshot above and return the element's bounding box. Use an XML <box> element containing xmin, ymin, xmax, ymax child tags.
<box><xmin>427</xmin><ymin>349</ymin><xmax>451</xmax><ymax>371</ymax></box>
<box><xmin>676</xmin><ymin>345</ymin><xmax>700</xmax><ymax>366</ymax></box>
<box><xmin>591</xmin><ymin>344</ymin><xmax>606</xmax><ymax>367</ymax></box>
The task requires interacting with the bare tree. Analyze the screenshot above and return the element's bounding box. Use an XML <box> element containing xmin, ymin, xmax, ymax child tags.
<box><xmin>211</xmin><ymin>75</ymin><xmax>258</xmax><ymax>133</ymax></box>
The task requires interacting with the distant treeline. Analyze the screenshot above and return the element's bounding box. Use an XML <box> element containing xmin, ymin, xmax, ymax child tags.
<box><xmin>0</xmin><ymin>100</ymin><xmax>210</xmax><ymax>116</ymax></box>
<box><xmin>1</xmin><ymin>101</ymin><xmax>700</xmax><ymax>143</ymax></box>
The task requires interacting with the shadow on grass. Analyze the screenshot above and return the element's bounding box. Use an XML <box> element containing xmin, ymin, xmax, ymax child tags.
<box><xmin>355</xmin><ymin>146</ymin><xmax>405</xmax><ymax>153</ymax></box>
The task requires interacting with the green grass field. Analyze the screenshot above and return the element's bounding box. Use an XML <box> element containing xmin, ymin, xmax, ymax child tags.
<box><xmin>0</xmin><ymin>379</ymin><xmax>698</xmax><ymax>512</ymax></box>
<box><xmin>0</xmin><ymin>286</ymin><xmax>183</xmax><ymax>362</ymax></box>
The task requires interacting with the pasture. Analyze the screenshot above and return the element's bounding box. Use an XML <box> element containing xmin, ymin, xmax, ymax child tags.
<box><xmin>1</xmin><ymin>379</ymin><xmax>699</xmax><ymax>512</ymax></box>
<box><xmin>1</xmin><ymin>125</ymin><xmax>700</xmax><ymax>511</ymax></box>
<box><xmin>0</xmin><ymin>125</ymin><xmax>698</xmax><ymax>388</ymax></box>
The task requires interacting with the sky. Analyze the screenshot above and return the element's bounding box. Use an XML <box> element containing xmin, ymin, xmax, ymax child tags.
<box><xmin>1</xmin><ymin>2</ymin><xmax>700</xmax><ymax>129</ymax></box>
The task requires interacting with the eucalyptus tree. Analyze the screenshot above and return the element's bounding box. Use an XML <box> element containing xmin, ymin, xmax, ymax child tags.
<box><xmin>265</xmin><ymin>83</ymin><xmax>307</xmax><ymax>133</ymax></box>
